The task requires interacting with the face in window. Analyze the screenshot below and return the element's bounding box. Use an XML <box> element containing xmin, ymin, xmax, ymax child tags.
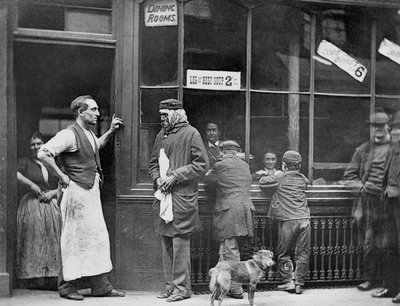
<box><xmin>30</xmin><ymin>137</ymin><xmax>44</xmax><ymax>158</ymax></box>
<box><xmin>322</xmin><ymin>17</ymin><xmax>346</xmax><ymax>46</ymax></box>
<box><xmin>206</xmin><ymin>123</ymin><xmax>221</xmax><ymax>145</ymax></box>
<box><xmin>263</xmin><ymin>152</ymin><xmax>277</xmax><ymax>170</ymax></box>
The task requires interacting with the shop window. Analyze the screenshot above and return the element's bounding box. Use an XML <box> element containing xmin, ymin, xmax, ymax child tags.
<box><xmin>183</xmin><ymin>90</ymin><xmax>246</xmax><ymax>145</ymax></box>
<box><xmin>313</xmin><ymin>96</ymin><xmax>370</xmax><ymax>184</ymax></box>
<box><xmin>252</xmin><ymin>5</ymin><xmax>310</xmax><ymax>92</ymax></box>
<box><xmin>314</xmin><ymin>9</ymin><xmax>371</xmax><ymax>94</ymax></box>
<box><xmin>17</xmin><ymin>0</ymin><xmax>112</xmax><ymax>34</ymax></box>
<box><xmin>140</xmin><ymin>1</ymin><xmax>178</xmax><ymax>86</ymax></box>
<box><xmin>250</xmin><ymin>93</ymin><xmax>309</xmax><ymax>177</ymax></box>
<box><xmin>376</xmin><ymin>10</ymin><xmax>400</xmax><ymax>95</ymax></box>
<box><xmin>184</xmin><ymin>0</ymin><xmax>247</xmax><ymax>87</ymax></box>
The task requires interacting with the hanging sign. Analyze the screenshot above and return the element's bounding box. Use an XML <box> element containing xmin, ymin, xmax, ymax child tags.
<box><xmin>316</xmin><ymin>39</ymin><xmax>367</xmax><ymax>83</ymax></box>
<box><xmin>144</xmin><ymin>0</ymin><xmax>178</xmax><ymax>27</ymax></box>
<box><xmin>378</xmin><ymin>38</ymin><xmax>400</xmax><ymax>66</ymax></box>
<box><xmin>186</xmin><ymin>70</ymin><xmax>241</xmax><ymax>90</ymax></box>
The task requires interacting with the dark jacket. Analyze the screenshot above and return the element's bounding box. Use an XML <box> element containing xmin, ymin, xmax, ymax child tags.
<box><xmin>266</xmin><ymin>170</ymin><xmax>309</xmax><ymax>221</ymax></box>
<box><xmin>149</xmin><ymin>122</ymin><xmax>209</xmax><ymax>236</ymax></box>
<box><xmin>343</xmin><ymin>141</ymin><xmax>371</xmax><ymax>192</ymax></box>
<box><xmin>206</xmin><ymin>154</ymin><xmax>255</xmax><ymax>241</ymax></box>
<box><xmin>383</xmin><ymin>141</ymin><xmax>400</xmax><ymax>194</ymax></box>
<box><xmin>58</xmin><ymin>123</ymin><xmax>102</xmax><ymax>189</ymax></box>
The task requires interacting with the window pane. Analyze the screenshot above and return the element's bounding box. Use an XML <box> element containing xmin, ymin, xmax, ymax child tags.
<box><xmin>252</xmin><ymin>5</ymin><xmax>310</xmax><ymax>92</ymax></box>
<box><xmin>184</xmin><ymin>0</ymin><xmax>247</xmax><ymax>87</ymax></box>
<box><xmin>314</xmin><ymin>9</ymin><xmax>371</xmax><ymax>94</ymax></box>
<box><xmin>18</xmin><ymin>1</ymin><xmax>112</xmax><ymax>33</ymax></box>
<box><xmin>140</xmin><ymin>4</ymin><xmax>178</xmax><ymax>86</ymax></box>
<box><xmin>376</xmin><ymin>98</ymin><xmax>400</xmax><ymax>116</ymax></box>
<box><xmin>376</xmin><ymin>10</ymin><xmax>400</xmax><ymax>95</ymax></box>
<box><xmin>250</xmin><ymin>93</ymin><xmax>309</xmax><ymax>178</ymax></box>
<box><xmin>183</xmin><ymin>90</ymin><xmax>246</xmax><ymax>147</ymax></box>
<box><xmin>139</xmin><ymin>88</ymin><xmax>178</xmax><ymax>183</ymax></box>
<box><xmin>314</xmin><ymin>96</ymin><xmax>370</xmax><ymax>184</ymax></box>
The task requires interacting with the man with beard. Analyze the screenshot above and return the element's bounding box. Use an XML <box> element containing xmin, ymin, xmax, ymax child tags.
<box><xmin>149</xmin><ymin>98</ymin><xmax>209</xmax><ymax>302</ymax></box>
<box><xmin>343</xmin><ymin>111</ymin><xmax>391</xmax><ymax>292</ymax></box>
<box><xmin>37</xmin><ymin>95</ymin><xmax>125</xmax><ymax>300</ymax></box>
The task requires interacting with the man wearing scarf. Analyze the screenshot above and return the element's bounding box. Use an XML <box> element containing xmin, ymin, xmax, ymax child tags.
<box><xmin>343</xmin><ymin>111</ymin><xmax>391</xmax><ymax>292</ymax></box>
<box><xmin>149</xmin><ymin>99</ymin><xmax>209</xmax><ymax>302</ymax></box>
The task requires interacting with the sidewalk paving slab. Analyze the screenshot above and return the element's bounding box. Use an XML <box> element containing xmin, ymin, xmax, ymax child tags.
<box><xmin>0</xmin><ymin>287</ymin><xmax>397</xmax><ymax>306</ymax></box>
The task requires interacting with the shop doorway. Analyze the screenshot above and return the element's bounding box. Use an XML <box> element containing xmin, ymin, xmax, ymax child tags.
<box><xmin>13</xmin><ymin>42</ymin><xmax>115</xmax><ymax>289</ymax></box>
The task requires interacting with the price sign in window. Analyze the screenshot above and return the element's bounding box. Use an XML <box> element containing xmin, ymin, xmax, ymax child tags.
<box><xmin>186</xmin><ymin>70</ymin><xmax>241</xmax><ymax>90</ymax></box>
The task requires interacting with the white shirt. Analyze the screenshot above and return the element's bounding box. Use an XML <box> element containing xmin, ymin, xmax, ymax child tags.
<box><xmin>41</xmin><ymin>122</ymin><xmax>99</xmax><ymax>157</ymax></box>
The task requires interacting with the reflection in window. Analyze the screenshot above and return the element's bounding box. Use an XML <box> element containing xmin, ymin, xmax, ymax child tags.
<box><xmin>252</xmin><ymin>5</ymin><xmax>310</xmax><ymax>92</ymax></box>
<box><xmin>184</xmin><ymin>0</ymin><xmax>246</xmax><ymax>87</ymax></box>
<box><xmin>315</xmin><ymin>9</ymin><xmax>371</xmax><ymax>94</ymax></box>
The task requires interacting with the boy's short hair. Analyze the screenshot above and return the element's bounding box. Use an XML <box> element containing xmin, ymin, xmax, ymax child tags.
<box><xmin>283</xmin><ymin>150</ymin><xmax>302</xmax><ymax>170</ymax></box>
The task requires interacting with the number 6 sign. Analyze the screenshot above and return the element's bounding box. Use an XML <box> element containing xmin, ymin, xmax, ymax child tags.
<box><xmin>317</xmin><ymin>40</ymin><xmax>367</xmax><ymax>83</ymax></box>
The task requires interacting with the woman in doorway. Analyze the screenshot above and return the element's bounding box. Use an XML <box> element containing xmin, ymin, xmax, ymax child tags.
<box><xmin>16</xmin><ymin>131</ymin><xmax>61</xmax><ymax>289</ymax></box>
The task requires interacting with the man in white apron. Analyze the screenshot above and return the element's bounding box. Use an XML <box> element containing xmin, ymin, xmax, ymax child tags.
<box><xmin>38</xmin><ymin>95</ymin><xmax>125</xmax><ymax>301</ymax></box>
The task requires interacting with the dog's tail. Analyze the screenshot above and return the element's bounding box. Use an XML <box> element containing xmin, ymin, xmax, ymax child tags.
<box><xmin>209</xmin><ymin>267</ymin><xmax>231</xmax><ymax>303</ymax></box>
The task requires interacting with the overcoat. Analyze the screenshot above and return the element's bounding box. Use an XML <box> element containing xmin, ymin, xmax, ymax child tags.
<box><xmin>149</xmin><ymin>122</ymin><xmax>209</xmax><ymax>237</ymax></box>
<box><xmin>208</xmin><ymin>154</ymin><xmax>255</xmax><ymax>241</ymax></box>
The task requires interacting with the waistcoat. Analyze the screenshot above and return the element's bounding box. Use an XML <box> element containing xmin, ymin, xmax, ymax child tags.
<box><xmin>59</xmin><ymin>123</ymin><xmax>102</xmax><ymax>189</ymax></box>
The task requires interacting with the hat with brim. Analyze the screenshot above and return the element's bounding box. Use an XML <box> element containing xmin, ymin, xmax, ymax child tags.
<box><xmin>159</xmin><ymin>99</ymin><xmax>183</xmax><ymax>110</ymax></box>
<box><xmin>219</xmin><ymin>140</ymin><xmax>240</xmax><ymax>152</ymax></box>
<box><xmin>367</xmin><ymin>112</ymin><xmax>389</xmax><ymax>125</ymax></box>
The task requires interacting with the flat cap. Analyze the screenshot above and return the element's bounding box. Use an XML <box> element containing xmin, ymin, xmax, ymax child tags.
<box><xmin>159</xmin><ymin>99</ymin><xmax>183</xmax><ymax>110</ymax></box>
<box><xmin>283</xmin><ymin>150</ymin><xmax>302</xmax><ymax>163</ymax></box>
<box><xmin>367</xmin><ymin>112</ymin><xmax>389</xmax><ymax>125</ymax></box>
<box><xmin>219</xmin><ymin>140</ymin><xmax>241</xmax><ymax>152</ymax></box>
<box><xmin>258</xmin><ymin>176</ymin><xmax>278</xmax><ymax>188</ymax></box>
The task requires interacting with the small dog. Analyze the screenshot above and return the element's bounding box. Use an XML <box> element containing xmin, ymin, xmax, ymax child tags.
<box><xmin>209</xmin><ymin>249</ymin><xmax>275</xmax><ymax>306</ymax></box>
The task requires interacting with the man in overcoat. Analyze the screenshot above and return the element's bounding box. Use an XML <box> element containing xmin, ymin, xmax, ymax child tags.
<box><xmin>205</xmin><ymin>140</ymin><xmax>255</xmax><ymax>299</ymax></box>
<box><xmin>149</xmin><ymin>99</ymin><xmax>209</xmax><ymax>302</ymax></box>
<box><xmin>343</xmin><ymin>111</ymin><xmax>391</xmax><ymax>291</ymax></box>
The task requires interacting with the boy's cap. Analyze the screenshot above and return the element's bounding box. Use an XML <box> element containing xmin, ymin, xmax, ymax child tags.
<box><xmin>258</xmin><ymin>176</ymin><xmax>278</xmax><ymax>188</ymax></box>
<box><xmin>283</xmin><ymin>150</ymin><xmax>302</xmax><ymax>163</ymax></box>
<box><xmin>159</xmin><ymin>99</ymin><xmax>183</xmax><ymax>110</ymax></box>
<box><xmin>219</xmin><ymin>140</ymin><xmax>240</xmax><ymax>152</ymax></box>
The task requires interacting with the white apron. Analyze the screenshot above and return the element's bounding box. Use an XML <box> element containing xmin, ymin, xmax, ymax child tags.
<box><xmin>60</xmin><ymin>173</ymin><xmax>112</xmax><ymax>281</ymax></box>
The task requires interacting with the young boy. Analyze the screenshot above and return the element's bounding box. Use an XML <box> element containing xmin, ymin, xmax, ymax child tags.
<box><xmin>258</xmin><ymin>150</ymin><xmax>310</xmax><ymax>294</ymax></box>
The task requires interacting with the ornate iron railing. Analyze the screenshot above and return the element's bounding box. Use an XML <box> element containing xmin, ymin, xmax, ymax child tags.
<box><xmin>191</xmin><ymin>203</ymin><xmax>363</xmax><ymax>287</ymax></box>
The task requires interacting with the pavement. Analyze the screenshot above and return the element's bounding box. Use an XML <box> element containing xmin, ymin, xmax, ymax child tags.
<box><xmin>0</xmin><ymin>287</ymin><xmax>399</xmax><ymax>306</ymax></box>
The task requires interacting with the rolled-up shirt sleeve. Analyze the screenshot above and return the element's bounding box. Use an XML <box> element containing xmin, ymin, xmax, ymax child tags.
<box><xmin>40</xmin><ymin>129</ymin><xmax>76</xmax><ymax>157</ymax></box>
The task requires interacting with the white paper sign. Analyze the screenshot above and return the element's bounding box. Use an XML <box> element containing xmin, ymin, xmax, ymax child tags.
<box><xmin>187</xmin><ymin>70</ymin><xmax>241</xmax><ymax>90</ymax></box>
<box><xmin>317</xmin><ymin>40</ymin><xmax>367</xmax><ymax>82</ymax></box>
<box><xmin>145</xmin><ymin>0</ymin><xmax>177</xmax><ymax>27</ymax></box>
<box><xmin>378</xmin><ymin>38</ymin><xmax>400</xmax><ymax>66</ymax></box>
